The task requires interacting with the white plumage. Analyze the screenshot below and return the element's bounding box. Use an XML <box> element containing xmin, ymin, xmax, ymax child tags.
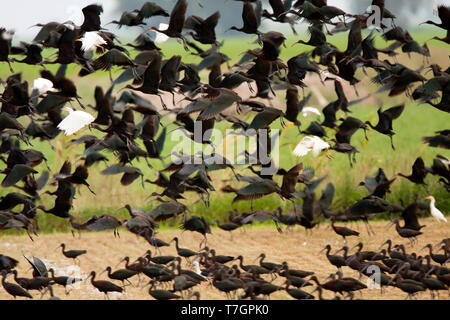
<box><xmin>293</xmin><ymin>136</ymin><xmax>330</xmax><ymax>157</ymax></box>
<box><xmin>302</xmin><ymin>107</ymin><xmax>321</xmax><ymax>117</ymax></box>
<box><xmin>79</xmin><ymin>31</ymin><xmax>106</xmax><ymax>52</ymax></box>
<box><xmin>57</xmin><ymin>107</ymin><xmax>95</xmax><ymax>136</ymax></box>
<box><xmin>33</xmin><ymin>78</ymin><xmax>55</xmax><ymax>94</ymax></box>
<box><xmin>192</xmin><ymin>261</ymin><xmax>207</xmax><ymax>280</ymax></box>
<box><xmin>425</xmin><ymin>196</ymin><xmax>447</xmax><ymax>223</ymax></box>
<box><xmin>155</xmin><ymin>23</ymin><xmax>170</xmax><ymax>43</ymax></box>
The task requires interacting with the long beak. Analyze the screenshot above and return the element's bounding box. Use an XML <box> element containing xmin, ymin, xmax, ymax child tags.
<box><xmin>84</xmin><ymin>274</ymin><xmax>91</xmax><ymax>284</ymax></box>
<box><xmin>99</xmin><ymin>269</ymin><xmax>107</xmax><ymax>277</ymax></box>
<box><xmin>115</xmin><ymin>258</ymin><xmax>125</xmax><ymax>268</ymax></box>
<box><xmin>115</xmin><ymin>206</ymin><xmax>127</xmax><ymax>213</ymax></box>
<box><xmin>325</xmin><ymin>274</ymin><xmax>334</xmax><ymax>281</ymax></box>
<box><xmin>334</xmin><ymin>246</ymin><xmax>346</xmax><ymax>254</ymax></box>
<box><xmin>379</xmin><ymin>240</ymin><xmax>389</xmax><ymax>250</ymax></box>
<box><xmin>394</xmin><ymin>263</ymin><xmax>408</xmax><ymax>276</ymax></box>
<box><xmin>385</xmin><ymin>221</ymin><xmax>394</xmax><ymax>230</ymax></box>
<box><xmin>433</xmin><ymin>240</ymin><xmax>444</xmax><ymax>250</ymax></box>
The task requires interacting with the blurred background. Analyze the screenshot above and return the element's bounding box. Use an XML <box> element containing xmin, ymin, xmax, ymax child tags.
<box><xmin>1</xmin><ymin>0</ymin><xmax>449</xmax><ymax>41</ymax></box>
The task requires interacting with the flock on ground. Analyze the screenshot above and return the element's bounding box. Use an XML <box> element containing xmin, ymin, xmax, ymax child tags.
<box><xmin>0</xmin><ymin>0</ymin><xmax>449</xmax><ymax>300</ymax></box>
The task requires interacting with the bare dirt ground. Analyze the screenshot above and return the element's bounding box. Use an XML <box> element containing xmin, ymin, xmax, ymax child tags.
<box><xmin>0</xmin><ymin>218</ymin><xmax>449</xmax><ymax>300</ymax></box>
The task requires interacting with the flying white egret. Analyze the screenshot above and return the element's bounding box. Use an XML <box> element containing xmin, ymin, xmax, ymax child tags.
<box><xmin>57</xmin><ymin>107</ymin><xmax>95</xmax><ymax>136</ymax></box>
<box><xmin>79</xmin><ymin>31</ymin><xmax>107</xmax><ymax>52</ymax></box>
<box><xmin>33</xmin><ymin>78</ymin><xmax>55</xmax><ymax>94</ymax></box>
<box><xmin>293</xmin><ymin>136</ymin><xmax>330</xmax><ymax>157</ymax></box>
<box><xmin>302</xmin><ymin>107</ymin><xmax>321</xmax><ymax>117</ymax></box>
<box><xmin>154</xmin><ymin>23</ymin><xmax>170</xmax><ymax>43</ymax></box>
<box><xmin>425</xmin><ymin>196</ymin><xmax>447</xmax><ymax>223</ymax></box>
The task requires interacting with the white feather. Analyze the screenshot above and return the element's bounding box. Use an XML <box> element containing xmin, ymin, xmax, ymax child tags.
<box><xmin>293</xmin><ymin>136</ymin><xmax>330</xmax><ymax>157</ymax></box>
<box><xmin>80</xmin><ymin>31</ymin><xmax>107</xmax><ymax>52</ymax></box>
<box><xmin>302</xmin><ymin>107</ymin><xmax>321</xmax><ymax>117</ymax></box>
<box><xmin>427</xmin><ymin>196</ymin><xmax>447</xmax><ymax>223</ymax></box>
<box><xmin>33</xmin><ymin>78</ymin><xmax>55</xmax><ymax>94</ymax></box>
<box><xmin>57</xmin><ymin>107</ymin><xmax>95</xmax><ymax>136</ymax></box>
<box><xmin>155</xmin><ymin>23</ymin><xmax>170</xmax><ymax>43</ymax></box>
<box><xmin>192</xmin><ymin>261</ymin><xmax>207</xmax><ymax>279</ymax></box>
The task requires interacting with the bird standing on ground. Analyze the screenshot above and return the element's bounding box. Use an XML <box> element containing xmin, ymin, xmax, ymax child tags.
<box><xmin>425</xmin><ymin>196</ymin><xmax>447</xmax><ymax>223</ymax></box>
<box><xmin>330</xmin><ymin>216</ymin><xmax>359</xmax><ymax>243</ymax></box>
<box><xmin>59</xmin><ymin>243</ymin><xmax>87</xmax><ymax>262</ymax></box>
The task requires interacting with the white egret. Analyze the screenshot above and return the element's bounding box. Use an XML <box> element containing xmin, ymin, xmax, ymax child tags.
<box><xmin>425</xmin><ymin>195</ymin><xmax>447</xmax><ymax>223</ymax></box>
<box><xmin>154</xmin><ymin>23</ymin><xmax>170</xmax><ymax>43</ymax></box>
<box><xmin>293</xmin><ymin>136</ymin><xmax>330</xmax><ymax>157</ymax></box>
<box><xmin>57</xmin><ymin>107</ymin><xmax>95</xmax><ymax>136</ymax></box>
<box><xmin>79</xmin><ymin>31</ymin><xmax>107</xmax><ymax>52</ymax></box>
<box><xmin>33</xmin><ymin>78</ymin><xmax>55</xmax><ymax>94</ymax></box>
<box><xmin>192</xmin><ymin>261</ymin><xmax>206</xmax><ymax>278</ymax></box>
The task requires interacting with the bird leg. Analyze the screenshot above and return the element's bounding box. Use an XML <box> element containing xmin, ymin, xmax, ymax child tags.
<box><xmin>7</xmin><ymin>60</ymin><xmax>14</xmax><ymax>73</ymax></box>
<box><xmin>352</xmin><ymin>85</ymin><xmax>359</xmax><ymax>97</ymax></box>
<box><xmin>159</xmin><ymin>95</ymin><xmax>168</xmax><ymax>110</ymax></box>
<box><xmin>109</xmin><ymin>70</ymin><xmax>114</xmax><ymax>84</ymax></box>
<box><xmin>75</xmin><ymin>97</ymin><xmax>86</xmax><ymax>110</ymax></box>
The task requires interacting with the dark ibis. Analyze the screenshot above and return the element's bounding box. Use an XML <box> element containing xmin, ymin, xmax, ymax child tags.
<box><xmin>1</xmin><ymin>271</ymin><xmax>33</xmax><ymax>299</ymax></box>
<box><xmin>86</xmin><ymin>271</ymin><xmax>123</xmax><ymax>299</ymax></box>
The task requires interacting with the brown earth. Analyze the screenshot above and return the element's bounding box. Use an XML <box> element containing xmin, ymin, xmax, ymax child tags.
<box><xmin>0</xmin><ymin>218</ymin><xmax>449</xmax><ymax>300</ymax></box>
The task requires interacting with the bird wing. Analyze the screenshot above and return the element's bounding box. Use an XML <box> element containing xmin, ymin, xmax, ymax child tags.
<box><xmin>411</xmin><ymin>157</ymin><xmax>427</xmax><ymax>178</ymax></box>
<box><xmin>384</xmin><ymin>104</ymin><xmax>405</xmax><ymax>120</ymax></box>
<box><xmin>431</xmin><ymin>206</ymin><xmax>447</xmax><ymax>222</ymax></box>
<box><xmin>1</xmin><ymin>164</ymin><xmax>38</xmax><ymax>187</ymax></box>
<box><xmin>401</xmin><ymin>203</ymin><xmax>422</xmax><ymax>230</ymax></box>
<box><xmin>57</xmin><ymin>111</ymin><xmax>95</xmax><ymax>136</ymax></box>
<box><xmin>167</xmin><ymin>0</ymin><xmax>187</xmax><ymax>34</ymax></box>
<box><xmin>293</xmin><ymin>137</ymin><xmax>314</xmax><ymax>156</ymax></box>
<box><xmin>242</xmin><ymin>1</ymin><xmax>259</xmax><ymax>31</ymax></box>
<box><xmin>203</xmin><ymin>11</ymin><xmax>220</xmax><ymax>29</ymax></box>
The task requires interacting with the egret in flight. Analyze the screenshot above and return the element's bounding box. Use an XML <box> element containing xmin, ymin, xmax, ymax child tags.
<box><xmin>293</xmin><ymin>136</ymin><xmax>330</xmax><ymax>157</ymax></box>
<box><xmin>57</xmin><ymin>107</ymin><xmax>95</xmax><ymax>136</ymax></box>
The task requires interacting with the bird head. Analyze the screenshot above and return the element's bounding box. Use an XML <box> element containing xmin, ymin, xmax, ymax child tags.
<box><xmin>319</xmin><ymin>244</ymin><xmax>330</xmax><ymax>254</ymax></box>
<box><xmin>63</xmin><ymin>106</ymin><xmax>74</xmax><ymax>114</ymax></box>
<box><xmin>99</xmin><ymin>267</ymin><xmax>111</xmax><ymax>277</ymax></box>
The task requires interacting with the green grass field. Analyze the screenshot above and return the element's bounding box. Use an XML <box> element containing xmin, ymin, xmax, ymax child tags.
<box><xmin>0</xmin><ymin>28</ymin><xmax>449</xmax><ymax>235</ymax></box>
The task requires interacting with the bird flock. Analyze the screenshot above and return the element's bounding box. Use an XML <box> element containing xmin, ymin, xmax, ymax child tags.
<box><xmin>0</xmin><ymin>0</ymin><xmax>449</xmax><ymax>300</ymax></box>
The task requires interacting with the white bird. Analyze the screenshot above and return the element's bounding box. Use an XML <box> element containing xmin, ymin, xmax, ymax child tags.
<box><xmin>1</xmin><ymin>29</ymin><xmax>14</xmax><ymax>41</ymax></box>
<box><xmin>57</xmin><ymin>107</ymin><xmax>95</xmax><ymax>136</ymax></box>
<box><xmin>302</xmin><ymin>107</ymin><xmax>321</xmax><ymax>117</ymax></box>
<box><xmin>154</xmin><ymin>23</ymin><xmax>170</xmax><ymax>43</ymax></box>
<box><xmin>192</xmin><ymin>261</ymin><xmax>207</xmax><ymax>280</ymax></box>
<box><xmin>33</xmin><ymin>78</ymin><xmax>55</xmax><ymax>94</ymax></box>
<box><xmin>437</xmin><ymin>155</ymin><xmax>450</xmax><ymax>166</ymax></box>
<box><xmin>79</xmin><ymin>31</ymin><xmax>107</xmax><ymax>52</ymax></box>
<box><xmin>293</xmin><ymin>136</ymin><xmax>330</xmax><ymax>157</ymax></box>
<box><xmin>425</xmin><ymin>195</ymin><xmax>447</xmax><ymax>223</ymax></box>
